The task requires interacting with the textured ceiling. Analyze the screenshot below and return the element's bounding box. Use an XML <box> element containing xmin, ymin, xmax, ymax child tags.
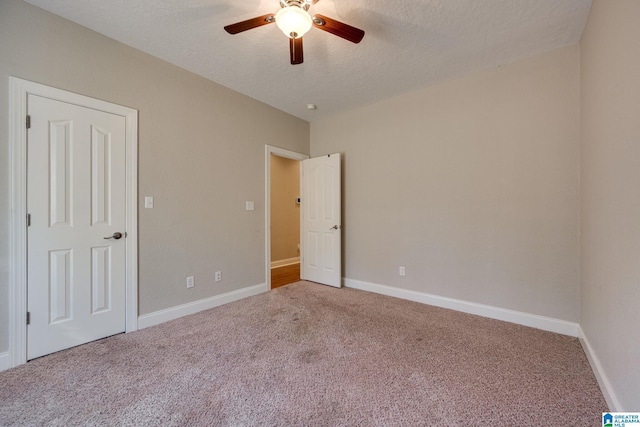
<box><xmin>24</xmin><ymin>0</ymin><xmax>592</xmax><ymax>122</ymax></box>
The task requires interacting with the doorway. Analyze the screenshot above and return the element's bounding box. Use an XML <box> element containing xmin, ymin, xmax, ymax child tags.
<box><xmin>270</xmin><ymin>154</ymin><xmax>301</xmax><ymax>288</ymax></box>
<box><xmin>9</xmin><ymin>78</ymin><xmax>138</xmax><ymax>367</ymax></box>
<box><xmin>265</xmin><ymin>146</ymin><xmax>308</xmax><ymax>289</ymax></box>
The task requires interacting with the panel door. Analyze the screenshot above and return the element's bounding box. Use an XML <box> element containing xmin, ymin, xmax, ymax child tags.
<box><xmin>301</xmin><ymin>153</ymin><xmax>342</xmax><ymax>287</ymax></box>
<box><xmin>27</xmin><ymin>94</ymin><xmax>127</xmax><ymax>360</ymax></box>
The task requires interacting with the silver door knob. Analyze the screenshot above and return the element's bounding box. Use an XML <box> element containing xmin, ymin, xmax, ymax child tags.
<box><xmin>104</xmin><ymin>232</ymin><xmax>123</xmax><ymax>240</ymax></box>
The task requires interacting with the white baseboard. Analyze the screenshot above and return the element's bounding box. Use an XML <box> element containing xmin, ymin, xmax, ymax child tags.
<box><xmin>138</xmin><ymin>283</ymin><xmax>268</xmax><ymax>330</ymax></box>
<box><xmin>344</xmin><ymin>278</ymin><xmax>580</xmax><ymax>337</ymax></box>
<box><xmin>579</xmin><ymin>327</ymin><xmax>622</xmax><ymax>411</ymax></box>
<box><xmin>0</xmin><ymin>352</ymin><xmax>10</xmax><ymax>372</ymax></box>
<box><xmin>271</xmin><ymin>257</ymin><xmax>300</xmax><ymax>268</ymax></box>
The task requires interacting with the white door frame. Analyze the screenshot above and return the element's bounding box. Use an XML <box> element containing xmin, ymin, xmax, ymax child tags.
<box><xmin>8</xmin><ymin>77</ymin><xmax>138</xmax><ymax>368</ymax></box>
<box><xmin>265</xmin><ymin>145</ymin><xmax>308</xmax><ymax>289</ymax></box>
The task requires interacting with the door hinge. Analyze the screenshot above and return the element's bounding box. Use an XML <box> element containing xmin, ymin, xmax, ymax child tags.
<box><xmin>26</xmin><ymin>312</ymin><xmax>30</xmax><ymax>325</ymax></box>
<box><xmin>26</xmin><ymin>213</ymin><xmax>31</xmax><ymax>227</ymax></box>
<box><xmin>26</xmin><ymin>115</ymin><xmax>31</xmax><ymax>129</ymax></box>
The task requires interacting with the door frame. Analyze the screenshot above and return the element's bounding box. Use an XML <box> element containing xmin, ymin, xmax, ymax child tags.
<box><xmin>8</xmin><ymin>77</ymin><xmax>139</xmax><ymax>368</ymax></box>
<box><xmin>264</xmin><ymin>145</ymin><xmax>308</xmax><ymax>289</ymax></box>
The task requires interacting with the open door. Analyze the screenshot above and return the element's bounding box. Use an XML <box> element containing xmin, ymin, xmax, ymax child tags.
<box><xmin>300</xmin><ymin>153</ymin><xmax>341</xmax><ymax>287</ymax></box>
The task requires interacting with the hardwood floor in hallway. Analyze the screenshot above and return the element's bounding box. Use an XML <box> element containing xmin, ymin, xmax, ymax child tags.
<box><xmin>271</xmin><ymin>263</ymin><xmax>300</xmax><ymax>289</ymax></box>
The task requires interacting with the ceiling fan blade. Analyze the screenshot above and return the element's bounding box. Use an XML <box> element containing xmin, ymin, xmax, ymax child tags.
<box><xmin>312</xmin><ymin>14</ymin><xmax>364</xmax><ymax>43</ymax></box>
<box><xmin>312</xmin><ymin>0</ymin><xmax>320</xmax><ymax>3</ymax></box>
<box><xmin>290</xmin><ymin>37</ymin><xmax>304</xmax><ymax>65</ymax></box>
<box><xmin>224</xmin><ymin>14</ymin><xmax>275</xmax><ymax>34</ymax></box>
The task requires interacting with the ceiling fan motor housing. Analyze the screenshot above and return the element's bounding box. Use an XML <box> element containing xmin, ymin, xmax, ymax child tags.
<box><xmin>279</xmin><ymin>0</ymin><xmax>312</xmax><ymax>11</ymax></box>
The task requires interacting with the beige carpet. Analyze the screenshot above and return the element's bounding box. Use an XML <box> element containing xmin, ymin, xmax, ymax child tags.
<box><xmin>0</xmin><ymin>281</ymin><xmax>606</xmax><ymax>426</ymax></box>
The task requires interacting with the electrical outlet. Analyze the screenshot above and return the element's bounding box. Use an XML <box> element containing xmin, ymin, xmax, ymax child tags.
<box><xmin>399</xmin><ymin>266</ymin><xmax>406</xmax><ymax>276</ymax></box>
<box><xmin>215</xmin><ymin>271</ymin><xmax>222</xmax><ymax>282</ymax></box>
<box><xmin>186</xmin><ymin>276</ymin><xmax>195</xmax><ymax>288</ymax></box>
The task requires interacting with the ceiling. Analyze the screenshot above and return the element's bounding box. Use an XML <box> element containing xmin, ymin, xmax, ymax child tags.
<box><xmin>24</xmin><ymin>0</ymin><xmax>592</xmax><ymax>122</ymax></box>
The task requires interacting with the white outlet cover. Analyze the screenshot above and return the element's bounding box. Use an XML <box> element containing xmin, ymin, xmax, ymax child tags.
<box><xmin>245</xmin><ymin>201</ymin><xmax>254</xmax><ymax>211</ymax></box>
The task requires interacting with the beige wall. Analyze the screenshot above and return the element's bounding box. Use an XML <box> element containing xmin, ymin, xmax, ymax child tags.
<box><xmin>311</xmin><ymin>45</ymin><xmax>581</xmax><ymax>322</ymax></box>
<box><xmin>270</xmin><ymin>155</ymin><xmax>300</xmax><ymax>262</ymax></box>
<box><xmin>3</xmin><ymin>0</ymin><xmax>638</xmax><ymax>408</ymax></box>
<box><xmin>580</xmin><ymin>0</ymin><xmax>640</xmax><ymax>410</ymax></box>
<box><xmin>0</xmin><ymin>0</ymin><xmax>310</xmax><ymax>353</ymax></box>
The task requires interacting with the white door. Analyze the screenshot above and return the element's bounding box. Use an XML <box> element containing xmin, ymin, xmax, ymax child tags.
<box><xmin>300</xmin><ymin>153</ymin><xmax>342</xmax><ymax>287</ymax></box>
<box><xmin>27</xmin><ymin>94</ymin><xmax>127</xmax><ymax>360</ymax></box>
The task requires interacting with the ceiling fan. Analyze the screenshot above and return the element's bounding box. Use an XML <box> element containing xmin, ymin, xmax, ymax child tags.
<box><xmin>224</xmin><ymin>0</ymin><xmax>365</xmax><ymax>65</ymax></box>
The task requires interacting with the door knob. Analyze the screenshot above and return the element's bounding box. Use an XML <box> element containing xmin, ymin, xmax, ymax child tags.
<box><xmin>330</xmin><ymin>225</ymin><xmax>340</xmax><ymax>230</ymax></box>
<box><xmin>104</xmin><ymin>232</ymin><xmax>123</xmax><ymax>240</ymax></box>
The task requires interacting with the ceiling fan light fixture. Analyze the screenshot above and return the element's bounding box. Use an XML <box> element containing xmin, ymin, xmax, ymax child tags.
<box><xmin>275</xmin><ymin>6</ymin><xmax>312</xmax><ymax>38</ymax></box>
<box><xmin>224</xmin><ymin>0</ymin><xmax>365</xmax><ymax>65</ymax></box>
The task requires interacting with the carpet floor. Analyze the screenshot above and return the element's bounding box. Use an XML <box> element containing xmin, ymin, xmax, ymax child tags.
<box><xmin>0</xmin><ymin>281</ymin><xmax>607</xmax><ymax>426</ymax></box>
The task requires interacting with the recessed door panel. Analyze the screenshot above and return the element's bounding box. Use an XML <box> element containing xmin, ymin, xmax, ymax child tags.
<box><xmin>49</xmin><ymin>120</ymin><xmax>73</xmax><ymax>227</ymax></box>
<box><xmin>307</xmin><ymin>165</ymin><xmax>318</xmax><ymax>221</ymax></box>
<box><xmin>91</xmin><ymin>246</ymin><xmax>111</xmax><ymax>314</ymax></box>
<box><xmin>91</xmin><ymin>126</ymin><xmax>111</xmax><ymax>226</ymax></box>
<box><xmin>323</xmin><ymin>233</ymin><xmax>334</xmax><ymax>271</ymax></box>
<box><xmin>307</xmin><ymin>231</ymin><xmax>319</xmax><ymax>268</ymax></box>
<box><xmin>323</xmin><ymin>165</ymin><xmax>335</xmax><ymax>222</ymax></box>
<box><xmin>49</xmin><ymin>249</ymin><xmax>72</xmax><ymax>324</ymax></box>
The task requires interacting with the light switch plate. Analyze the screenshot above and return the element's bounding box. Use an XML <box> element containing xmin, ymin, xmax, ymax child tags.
<box><xmin>246</xmin><ymin>201</ymin><xmax>255</xmax><ymax>211</ymax></box>
<box><xmin>145</xmin><ymin>196</ymin><xmax>154</xmax><ymax>209</ymax></box>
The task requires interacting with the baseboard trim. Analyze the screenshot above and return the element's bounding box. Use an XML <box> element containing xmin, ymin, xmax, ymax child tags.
<box><xmin>344</xmin><ymin>278</ymin><xmax>580</xmax><ymax>337</ymax></box>
<box><xmin>138</xmin><ymin>283</ymin><xmax>268</xmax><ymax>330</ymax></box>
<box><xmin>0</xmin><ymin>352</ymin><xmax>10</xmax><ymax>372</ymax></box>
<box><xmin>579</xmin><ymin>327</ymin><xmax>622</xmax><ymax>411</ymax></box>
<box><xmin>271</xmin><ymin>257</ymin><xmax>300</xmax><ymax>268</ymax></box>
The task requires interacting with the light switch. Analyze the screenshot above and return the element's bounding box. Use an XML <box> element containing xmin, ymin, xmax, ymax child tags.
<box><xmin>246</xmin><ymin>201</ymin><xmax>255</xmax><ymax>211</ymax></box>
<box><xmin>145</xmin><ymin>196</ymin><xmax>154</xmax><ymax>209</ymax></box>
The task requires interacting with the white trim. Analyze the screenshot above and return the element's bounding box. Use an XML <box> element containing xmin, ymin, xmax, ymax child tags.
<box><xmin>124</xmin><ymin>95</ymin><xmax>139</xmax><ymax>334</ymax></box>
<box><xmin>579</xmin><ymin>327</ymin><xmax>623</xmax><ymax>411</ymax></box>
<box><xmin>265</xmin><ymin>145</ymin><xmax>308</xmax><ymax>290</ymax></box>
<box><xmin>138</xmin><ymin>283</ymin><xmax>268</xmax><ymax>330</ymax></box>
<box><xmin>0</xmin><ymin>352</ymin><xmax>10</xmax><ymax>372</ymax></box>
<box><xmin>8</xmin><ymin>77</ymin><xmax>138</xmax><ymax>369</ymax></box>
<box><xmin>9</xmin><ymin>77</ymin><xmax>28</xmax><ymax>368</ymax></box>
<box><xmin>344</xmin><ymin>278</ymin><xmax>580</xmax><ymax>337</ymax></box>
<box><xmin>271</xmin><ymin>257</ymin><xmax>300</xmax><ymax>268</ymax></box>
